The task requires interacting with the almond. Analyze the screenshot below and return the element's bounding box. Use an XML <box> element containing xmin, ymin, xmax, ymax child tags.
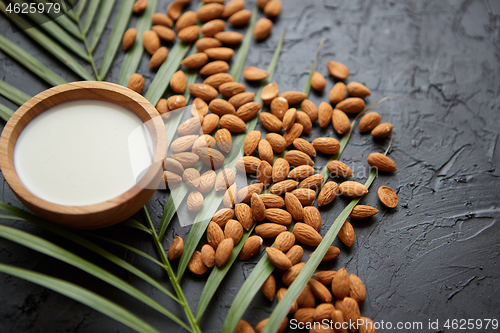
<box><xmin>122</xmin><ymin>28</ymin><xmax>137</xmax><ymax>50</ymax></box>
<box><xmin>293</xmin><ymin>138</ymin><xmax>316</xmax><ymax>157</ymax></box>
<box><xmin>215</xmin><ymin>31</ymin><xmax>244</xmax><ymax>44</ymax></box>
<box><xmin>336</xmin><ymin>97</ymin><xmax>365</xmax><ymax>114</ymax></box>
<box><xmin>235</xmin><ymin>156</ymin><xmax>261</xmax><ymax>173</ymax></box>
<box><xmin>293</xmin><ymin>223</ymin><xmax>322</xmax><ymax>246</ymax></box>
<box><xmin>318</xmin><ymin>102</ymin><xmax>333</xmax><ymax>127</ymax></box>
<box><xmin>151</xmin><ymin>13</ymin><xmax>173</xmax><ymax>28</ymax></box>
<box><xmin>259</xmin><ymin>193</ymin><xmax>284</xmax><ymax>208</ymax></box>
<box><xmin>207</xmin><ymin>221</ymin><xmax>225</xmax><ymax>248</ymax></box>
<box><xmin>142</xmin><ymin>30</ymin><xmax>160</xmax><ymax>54</ymax></box>
<box><xmin>193</xmin><ymin>147</ymin><xmax>225</xmax><ymax>168</ymax></box>
<box><xmin>237</xmin><ymin>183</ymin><xmax>264</xmax><ymax>203</ymax></box>
<box><xmin>367</xmin><ymin>152</ymin><xmax>397</xmax><ymax>172</ymax></box>
<box><xmin>225</xmin><ymin>218</ymin><xmax>243</xmax><ymax>244</ymax></box>
<box><xmin>228</xmin><ymin>92</ymin><xmax>255</xmax><ymax>108</ymax></box>
<box><xmin>198</xmin><ymin>170</ymin><xmax>216</xmax><ymax>193</ymax></box>
<box><xmin>156</xmin><ymin>98</ymin><xmax>168</xmax><ymax>114</ymax></box>
<box><xmin>350</xmin><ymin>205</ymin><xmax>378</xmax><ymax>219</ymax></box>
<box><xmin>219</xmin><ymin>82</ymin><xmax>246</xmax><ymax>98</ymax></box>
<box><xmin>167</xmin><ymin>236</ymin><xmax>184</xmax><ymax>260</ymax></box>
<box><xmin>371</xmin><ymin>122</ymin><xmax>393</xmax><ymax>138</ymax></box>
<box><xmin>291</xmin><ymin>188</ymin><xmax>316</xmax><ymax>205</ymax></box>
<box><xmin>210</xmin><ymin>99</ymin><xmax>235</xmax><ymax>116</ymax></box>
<box><xmin>236</xmin><ymin>320</ymin><xmax>255</xmax><ymax>333</ymax></box>
<box><xmin>239</xmin><ymin>235</ymin><xmax>263</xmax><ymax>260</ymax></box>
<box><xmin>285</xmin><ymin>193</ymin><xmax>304</xmax><ymax>222</ymax></box>
<box><xmin>358</xmin><ymin>112</ymin><xmax>381</xmax><ymax>132</ymax></box>
<box><xmin>270</xmin><ymin>96</ymin><xmax>288</xmax><ymax>120</ymax></box>
<box><xmin>263</xmin><ymin>0</ymin><xmax>282</xmax><ymax>18</ymax></box>
<box><xmin>215</xmin><ymin>128</ymin><xmax>232</xmax><ymax>153</ymax></box>
<box><xmin>283</xmin><ymin>123</ymin><xmax>303</xmax><ymax>146</ymax></box>
<box><xmin>127</xmin><ymin>73</ymin><xmax>145</xmax><ymax>94</ymax></box>
<box><xmin>202</xmin><ymin>19</ymin><xmax>226</xmax><ymax>37</ymax></box>
<box><xmin>270</xmin><ymin>180</ymin><xmax>297</xmax><ymax>195</ymax></box>
<box><xmin>282</xmin><ymin>108</ymin><xmax>297</xmax><ymax>131</ymax></box>
<box><xmin>309</xmin><ymin>278</ymin><xmax>333</xmax><ymax>303</ymax></box>
<box><xmin>266</xmin><ymin>133</ymin><xmax>287</xmax><ymax>153</ymax></box>
<box><xmin>284</xmin><ymin>150</ymin><xmax>315</xmax><ymax>166</ymax></box>
<box><xmin>275</xmin><ymin>231</ymin><xmax>295</xmax><ymax>252</ymax></box>
<box><xmin>235</xmin><ymin>203</ymin><xmax>254</xmax><ymax>230</ymax></box>
<box><xmin>212</xmin><ymin>207</ymin><xmax>234</xmax><ymax>227</ymax></box>
<box><xmin>171</xmin><ymin>152</ymin><xmax>199</xmax><ymax>167</ymax></box>
<box><xmin>342</xmin><ymin>297</ymin><xmax>361</xmax><ymax>331</ymax></box>
<box><xmin>280</xmin><ymin>91</ymin><xmax>307</xmax><ymax>105</ymax></box>
<box><xmin>358</xmin><ymin>317</ymin><xmax>376</xmax><ymax>333</ymax></box>
<box><xmin>228</xmin><ymin>9</ymin><xmax>252</xmax><ymax>25</ymax></box>
<box><xmin>338</xmin><ymin>220</ymin><xmax>355</xmax><ymax>247</ymax></box>
<box><xmin>314</xmin><ymin>271</ymin><xmax>337</xmax><ymax>285</ymax></box>
<box><xmin>265</xmin><ymin>208</ymin><xmax>292</xmax><ymax>225</ymax></box>
<box><xmin>313</xmin><ymin>303</ymin><xmax>335</xmax><ymax>321</ymax></box>
<box><xmin>178</xmin><ymin>25</ymin><xmax>200</xmax><ymax>43</ymax></box>
<box><xmin>301</xmin><ymin>99</ymin><xmax>318</xmax><ymax>122</ymax></box>
<box><xmin>327</xmin><ymin>160</ymin><xmax>353</xmax><ymax>177</ymax></box>
<box><xmin>255</xmin><ymin>223</ymin><xmax>286</xmax><ymax>238</ymax></box>
<box><xmin>339</xmin><ymin>181</ymin><xmax>368</xmax><ymax>197</ymax></box>
<box><xmin>188</xmin><ymin>251</ymin><xmax>208</xmax><ymax>275</ymax></box>
<box><xmin>182</xmin><ymin>53</ymin><xmax>209</xmax><ymax>69</ymax></box>
<box><xmin>327</xmin><ymin>61</ymin><xmax>349</xmax><ymax>80</ymax></box>
<box><xmin>297</xmin><ymin>284</ymin><xmax>316</xmax><ymax>308</ymax></box>
<box><xmin>152</xmin><ymin>25</ymin><xmax>176</xmax><ymax>41</ymax></box>
<box><xmin>201</xmin><ymin>244</ymin><xmax>215</xmax><ymax>268</ymax></box>
<box><xmin>201</xmin><ymin>113</ymin><xmax>219</xmax><ymax>134</ymax></box>
<box><xmin>237</xmin><ymin>102</ymin><xmax>262</xmax><ymax>121</ymax></box>
<box><xmin>332</xmin><ymin>310</ymin><xmax>348</xmax><ymax>333</ymax></box>
<box><xmin>223</xmin><ymin>183</ymin><xmax>238</xmax><ymax>207</ymax></box>
<box><xmin>215</xmin><ymin>169</ymin><xmax>236</xmax><ymax>191</ymax></box>
<box><xmin>277</xmin><ymin>288</ymin><xmax>298</xmax><ymax>313</ymax></box>
<box><xmin>349</xmin><ymin>274</ymin><xmax>366</xmax><ymax>304</ymax></box>
<box><xmin>318</xmin><ymin>181</ymin><xmax>339</xmax><ymax>207</ymax></box>
<box><xmin>295</xmin><ymin>111</ymin><xmax>313</xmax><ymax>135</ymax></box>
<box><xmin>243</xmin><ymin>130</ymin><xmax>261</xmax><ymax>155</ymax></box>
<box><xmin>294</xmin><ymin>308</ymin><xmax>315</xmax><ymax>324</ymax></box>
<box><xmin>167</xmin><ymin>1</ymin><xmax>183</xmax><ymax>20</ymax></box>
<box><xmin>192</xmin><ymin>135</ymin><xmax>217</xmax><ymax>151</ymax></box>
<box><xmin>332</xmin><ymin>109</ymin><xmax>351</xmax><ymax>134</ymax></box>
<box><xmin>303</xmin><ymin>206</ymin><xmax>321</xmax><ymax>231</ymax></box>
<box><xmin>215</xmin><ymin>238</ymin><xmax>234</xmax><ymax>267</ymax></box>
<box><xmin>222</xmin><ymin>0</ymin><xmax>245</xmax><ymax>18</ymax></box>
<box><xmin>266</xmin><ymin>247</ymin><xmax>292</xmax><ymax>270</ymax></box>
<box><xmin>261</xmin><ymin>274</ymin><xmax>276</xmax><ymax>301</ymax></box>
<box><xmin>288</xmin><ymin>165</ymin><xmax>315</xmax><ymax>180</ymax></box>
<box><xmin>258</xmin><ymin>140</ymin><xmax>274</xmax><ymax>165</ymax></box>
<box><xmin>192</xmin><ymin>98</ymin><xmax>209</xmax><ymax>117</ymax></box>
<box><xmin>133</xmin><ymin>0</ymin><xmax>147</xmax><ymax>14</ymax></box>
<box><xmin>311</xmin><ymin>246</ymin><xmax>340</xmax><ymax>262</ymax></box>
<box><xmin>197</xmin><ymin>3</ymin><xmax>224</xmax><ymax>22</ymax></box>
<box><xmin>331</xmin><ymin>267</ymin><xmax>350</xmax><ymax>299</ymax></box>
<box><xmin>170</xmin><ymin>70</ymin><xmax>187</xmax><ymax>93</ymax></box>
<box><xmin>311</xmin><ymin>71</ymin><xmax>327</xmax><ymax>91</ymax></box>
<box><xmin>347</xmin><ymin>82</ymin><xmax>371</xmax><ymax>98</ymax></box>
<box><xmin>204</xmin><ymin>46</ymin><xmax>234</xmax><ymax>61</ymax></box>
<box><xmin>204</xmin><ymin>73</ymin><xmax>234</xmax><ymax>89</ymax></box>
<box><xmin>377</xmin><ymin>186</ymin><xmax>398</xmax><ymax>208</ymax></box>
<box><xmin>189</xmin><ymin>83</ymin><xmax>218</xmax><ymax>101</ymax></box>
<box><xmin>164</xmin><ymin>157</ymin><xmax>184</xmax><ymax>174</ymax></box>
<box><xmin>256</xmin><ymin>0</ymin><xmax>270</xmax><ymax>9</ymax></box>
<box><xmin>262</xmin><ymin>83</ymin><xmax>279</xmax><ymax>104</ymax></box>
<box><xmin>256</xmin><ymin>318</ymin><xmax>288</xmax><ymax>333</ymax></box>
<box><xmin>329</xmin><ymin>82</ymin><xmax>347</xmax><ymax>105</ymax></box>
<box><xmin>168</xmin><ymin>95</ymin><xmax>187</xmax><ymax>111</ymax></box>
<box><xmin>196</xmin><ymin>37</ymin><xmax>222</xmax><ymax>52</ymax></box>
<box><xmin>254</xmin><ymin>17</ymin><xmax>273</xmax><ymax>40</ymax></box>
<box><xmin>251</xmin><ymin>192</ymin><xmax>266</xmax><ymax>221</ymax></box>
<box><xmin>286</xmin><ymin>245</ymin><xmax>304</xmax><ymax>265</ymax></box>
<box><xmin>244</xmin><ymin>66</ymin><xmax>270</xmax><ymax>81</ymax></box>
<box><xmin>200</xmin><ymin>60</ymin><xmax>230</xmax><ymax>76</ymax></box>
<box><xmin>172</xmin><ymin>135</ymin><xmax>199</xmax><ymax>153</ymax></box>
<box><xmin>298</xmin><ymin>174</ymin><xmax>324</xmax><ymax>190</ymax></box>
<box><xmin>282</xmin><ymin>262</ymin><xmax>306</xmax><ymax>286</ymax></box>
<box><xmin>260</xmin><ymin>112</ymin><xmax>283</xmax><ymax>132</ymax></box>
<box><xmin>312</xmin><ymin>137</ymin><xmax>340</xmax><ymax>155</ymax></box>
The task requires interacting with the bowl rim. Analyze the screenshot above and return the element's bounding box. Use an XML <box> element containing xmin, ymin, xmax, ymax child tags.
<box><xmin>0</xmin><ymin>81</ymin><xmax>167</xmax><ymax>218</ymax></box>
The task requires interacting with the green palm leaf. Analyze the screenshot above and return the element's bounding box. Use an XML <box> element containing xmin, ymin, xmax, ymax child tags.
<box><xmin>81</xmin><ymin>0</ymin><xmax>101</xmax><ymax>36</ymax></box>
<box><xmin>89</xmin><ymin>0</ymin><xmax>116</xmax><ymax>52</ymax></box>
<box><xmin>0</xmin><ymin>103</ymin><xmax>14</xmax><ymax>122</ymax></box>
<box><xmin>0</xmin><ymin>34</ymin><xmax>66</xmax><ymax>86</ymax></box>
<box><xmin>99</xmin><ymin>0</ymin><xmax>134</xmax><ymax>80</ymax></box>
<box><xmin>31</xmin><ymin>0</ymin><xmax>82</xmax><ymax>38</ymax></box>
<box><xmin>0</xmin><ymin>264</ymin><xmax>160</xmax><ymax>333</ymax></box>
<box><xmin>75</xmin><ymin>0</ymin><xmax>87</xmax><ymax>19</ymax></box>
<box><xmin>0</xmin><ymin>80</ymin><xmax>30</xmax><ymax>105</ymax></box>
<box><xmin>117</xmin><ymin>0</ymin><xmax>157</xmax><ymax>86</ymax></box>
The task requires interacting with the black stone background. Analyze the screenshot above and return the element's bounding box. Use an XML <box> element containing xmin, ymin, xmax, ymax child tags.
<box><xmin>1</xmin><ymin>0</ymin><xmax>499</xmax><ymax>332</ymax></box>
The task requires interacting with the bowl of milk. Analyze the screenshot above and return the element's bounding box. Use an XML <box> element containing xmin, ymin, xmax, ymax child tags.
<box><xmin>0</xmin><ymin>81</ymin><xmax>167</xmax><ymax>229</ymax></box>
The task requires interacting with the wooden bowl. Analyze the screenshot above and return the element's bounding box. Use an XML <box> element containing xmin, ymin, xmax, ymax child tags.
<box><xmin>0</xmin><ymin>81</ymin><xmax>167</xmax><ymax>229</ymax></box>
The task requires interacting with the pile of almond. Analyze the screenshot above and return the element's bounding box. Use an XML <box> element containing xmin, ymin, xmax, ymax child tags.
<box><xmin>126</xmin><ymin>0</ymin><xmax>282</xmax><ymax>94</ymax></box>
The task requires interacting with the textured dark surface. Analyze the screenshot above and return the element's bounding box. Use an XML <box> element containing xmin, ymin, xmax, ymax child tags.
<box><xmin>1</xmin><ymin>0</ymin><xmax>500</xmax><ymax>332</ymax></box>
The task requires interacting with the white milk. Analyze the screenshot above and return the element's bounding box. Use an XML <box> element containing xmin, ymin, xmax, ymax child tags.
<box><xmin>14</xmin><ymin>100</ymin><xmax>154</xmax><ymax>206</ymax></box>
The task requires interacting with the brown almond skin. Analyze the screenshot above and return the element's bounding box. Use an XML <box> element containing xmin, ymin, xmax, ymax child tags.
<box><xmin>286</xmin><ymin>245</ymin><xmax>304</xmax><ymax>265</ymax></box>
<box><xmin>309</xmin><ymin>278</ymin><xmax>333</xmax><ymax>303</ymax></box>
<box><xmin>285</xmin><ymin>193</ymin><xmax>304</xmax><ymax>221</ymax></box>
<box><xmin>301</xmin><ymin>99</ymin><xmax>318</xmax><ymax>122</ymax></box>
<box><xmin>167</xmin><ymin>236</ymin><xmax>184</xmax><ymax>260</ymax></box>
<box><xmin>151</xmin><ymin>13</ymin><xmax>173</xmax><ymax>28</ymax></box>
<box><xmin>143</xmin><ymin>30</ymin><xmax>161</xmax><ymax>54</ymax></box>
<box><xmin>209</xmin><ymin>99</ymin><xmax>235</xmax><ymax>116</ymax></box>
<box><xmin>311</xmin><ymin>71</ymin><xmax>327</xmax><ymax>91</ymax></box>
<box><xmin>311</xmin><ymin>246</ymin><xmax>340</xmax><ymax>262</ymax></box>
<box><xmin>303</xmin><ymin>206</ymin><xmax>321</xmax><ymax>231</ymax></box>
<box><xmin>331</xmin><ymin>267</ymin><xmax>350</xmax><ymax>299</ymax></box>
<box><xmin>188</xmin><ymin>251</ymin><xmax>208</xmax><ymax>275</ymax></box>
<box><xmin>318</xmin><ymin>181</ymin><xmax>339</xmax><ymax>207</ymax></box>
<box><xmin>318</xmin><ymin>102</ymin><xmax>333</xmax><ymax>127</ymax></box>
<box><xmin>296</xmin><ymin>111</ymin><xmax>313</xmax><ymax>135</ymax></box>
<box><xmin>259</xmin><ymin>112</ymin><xmax>283</xmax><ymax>132</ymax></box>
<box><xmin>358</xmin><ymin>317</ymin><xmax>376</xmax><ymax>333</ymax></box>
<box><xmin>222</xmin><ymin>0</ymin><xmax>245</xmax><ymax>18</ymax></box>
<box><xmin>229</xmin><ymin>9</ymin><xmax>252</xmax><ymax>25</ymax></box>
<box><xmin>294</xmin><ymin>308</ymin><xmax>315</xmax><ymax>324</ymax></box>
<box><xmin>378</xmin><ymin>185</ymin><xmax>398</xmax><ymax>208</ymax></box>
<box><xmin>261</xmin><ymin>274</ymin><xmax>276</xmax><ymax>301</ymax></box>
<box><xmin>327</xmin><ymin>160</ymin><xmax>353</xmax><ymax>177</ymax></box>
<box><xmin>219</xmin><ymin>82</ymin><xmax>246</xmax><ymax>98</ymax></box>
<box><xmin>263</xmin><ymin>0</ymin><xmax>282</xmax><ymax>18</ymax></box>
<box><xmin>228</xmin><ymin>92</ymin><xmax>255</xmax><ymax>109</ymax></box>
<box><xmin>182</xmin><ymin>53</ymin><xmax>209</xmax><ymax>68</ymax></box>
<box><xmin>239</xmin><ymin>235</ymin><xmax>263</xmax><ymax>261</ymax></box>
<box><xmin>255</xmin><ymin>223</ymin><xmax>286</xmax><ymax>238</ymax></box>
<box><xmin>338</xmin><ymin>221</ymin><xmax>355</xmax><ymax>247</ymax></box>
<box><xmin>235</xmin><ymin>203</ymin><xmax>254</xmax><ymax>231</ymax></box>
<box><xmin>204</xmin><ymin>73</ymin><xmax>234</xmax><ymax>89</ymax></box>
<box><xmin>201</xmin><ymin>114</ymin><xmax>219</xmax><ymax>134</ymax></box>
<box><xmin>265</xmin><ymin>208</ymin><xmax>292</xmax><ymax>225</ymax></box>
<box><xmin>215</xmin><ymin>31</ymin><xmax>244</xmax><ymax>44</ymax></box>
<box><xmin>284</xmin><ymin>150</ymin><xmax>315</xmax><ymax>166</ymax></box>
<box><xmin>123</xmin><ymin>28</ymin><xmax>137</xmax><ymax>50</ymax></box>
<box><xmin>313</xmin><ymin>303</ymin><xmax>335</xmax><ymax>321</ymax></box>
<box><xmin>359</xmin><ymin>112</ymin><xmax>381</xmax><ymax>132</ymax></box>
<box><xmin>336</xmin><ymin>97</ymin><xmax>365</xmax><ymax>114</ymax></box>
<box><xmin>178</xmin><ymin>25</ymin><xmax>200</xmax><ymax>43</ymax></box>
<box><xmin>282</xmin><ymin>262</ymin><xmax>306</xmax><ymax>286</ymax></box>
<box><xmin>282</xmin><ymin>108</ymin><xmax>297</xmax><ymax>131</ymax></box>
<box><xmin>215</xmin><ymin>238</ymin><xmax>234</xmax><ymax>267</ymax></box>
<box><xmin>251</xmin><ymin>192</ymin><xmax>266</xmax><ymax>221</ymax></box>
<box><xmin>293</xmin><ymin>223</ymin><xmax>322</xmax><ymax>246</ymax></box>
<box><xmin>270</xmin><ymin>180</ymin><xmax>298</xmax><ymax>195</ymax></box>
<box><xmin>266</xmin><ymin>133</ymin><xmax>287</xmax><ymax>153</ymax></box>
<box><xmin>283</xmin><ymin>123</ymin><xmax>304</xmax><ymax>146</ymax></box>
<box><xmin>314</xmin><ymin>270</ymin><xmax>337</xmax><ymax>285</ymax></box>
<box><xmin>339</xmin><ymin>181</ymin><xmax>368</xmax><ymax>197</ymax></box>
<box><xmin>280</xmin><ymin>91</ymin><xmax>307</xmax><ymax>105</ymax></box>
<box><xmin>215</xmin><ymin>169</ymin><xmax>236</xmax><ymax>192</ymax></box>
<box><xmin>287</xmin><ymin>165</ymin><xmax>315</xmax><ymax>181</ymax></box>
<box><xmin>259</xmin><ymin>194</ymin><xmax>285</xmax><ymax>208</ymax></box>
<box><xmin>243</xmin><ymin>130</ymin><xmax>261</xmax><ymax>155</ymax></box>
<box><xmin>329</xmin><ymin>82</ymin><xmax>347</xmax><ymax>105</ymax></box>
<box><xmin>327</xmin><ymin>60</ymin><xmax>350</xmax><ymax>80</ymax></box>
<box><xmin>197</xmin><ymin>3</ymin><xmax>224</xmax><ymax>22</ymax></box>
<box><xmin>224</xmin><ymin>219</ymin><xmax>243</xmax><ymax>244</ymax></box>
<box><xmin>170</xmin><ymin>70</ymin><xmax>187</xmax><ymax>93</ymax></box>
<box><xmin>128</xmin><ymin>73</ymin><xmax>145</xmax><ymax>94</ymax></box>
<box><xmin>291</xmin><ymin>188</ymin><xmax>316</xmax><ymax>205</ymax></box>
<box><xmin>167</xmin><ymin>1</ymin><xmax>183</xmax><ymax>20</ymax></box>
<box><xmin>272</xmin><ymin>158</ymin><xmax>290</xmax><ymax>183</ymax></box>
<box><xmin>200</xmin><ymin>60</ymin><xmax>230</xmax><ymax>76</ymax></box>
<box><xmin>223</xmin><ymin>183</ymin><xmax>238</xmax><ymax>208</ymax></box>
<box><xmin>266</xmin><ymin>247</ymin><xmax>292</xmax><ymax>270</ymax></box>
<box><xmin>312</xmin><ymin>137</ymin><xmax>341</xmax><ymax>155</ymax></box>
<box><xmin>235</xmin><ymin>156</ymin><xmax>261</xmax><ymax>173</ymax></box>
<box><xmin>347</xmin><ymin>82</ymin><xmax>371</xmax><ymax>98</ymax></box>
<box><xmin>152</xmin><ymin>25</ymin><xmax>176</xmax><ymax>41</ymax></box>
<box><xmin>297</xmin><ymin>285</ymin><xmax>316</xmax><ymax>308</ymax></box>
<box><xmin>342</xmin><ymin>297</ymin><xmax>361</xmax><ymax>331</ymax></box>
<box><xmin>332</xmin><ymin>109</ymin><xmax>351</xmax><ymax>134</ymax></box>
<box><xmin>196</xmin><ymin>37</ymin><xmax>223</xmax><ymax>52</ymax></box>
<box><xmin>298</xmin><ymin>174</ymin><xmax>324</xmax><ymax>190</ymax></box>
<box><xmin>244</xmin><ymin>66</ymin><xmax>270</xmax><ymax>81</ymax></box>
<box><xmin>350</xmin><ymin>205</ymin><xmax>379</xmax><ymax>219</ymax></box>
<box><xmin>293</xmin><ymin>138</ymin><xmax>316</xmax><ymax>157</ymax></box>
<box><xmin>254</xmin><ymin>17</ymin><xmax>273</xmax><ymax>40</ymax></box>
<box><xmin>349</xmin><ymin>273</ymin><xmax>367</xmax><ymax>304</ymax></box>
<box><xmin>201</xmin><ymin>244</ymin><xmax>215</xmax><ymax>268</ymax></box>
<box><xmin>207</xmin><ymin>221</ymin><xmax>225</xmax><ymax>249</ymax></box>
<box><xmin>270</xmin><ymin>96</ymin><xmax>288</xmax><ymax>120</ymax></box>
<box><xmin>202</xmin><ymin>19</ymin><xmax>226</xmax><ymax>37</ymax></box>
<box><xmin>371</xmin><ymin>122</ymin><xmax>393</xmax><ymax>138</ymax></box>
<box><xmin>261</xmin><ymin>83</ymin><xmax>279</xmax><ymax>104</ymax></box>
<box><xmin>133</xmin><ymin>0</ymin><xmax>147</xmax><ymax>14</ymax></box>
<box><xmin>367</xmin><ymin>152</ymin><xmax>397</xmax><ymax>172</ymax></box>
<box><xmin>189</xmin><ymin>83</ymin><xmax>218</xmax><ymax>101</ymax></box>
<box><xmin>176</xmin><ymin>11</ymin><xmax>197</xmax><ymax>31</ymax></box>
<box><xmin>258</xmin><ymin>139</ymin><xmax>274</xmax><ymax>165</ymax></box>
<box><xmin>275</xmin><ymin>231</ymin><xmax>295</xmax><ymax>252</ymax></box>
<box><xmin>236</xmin><ymin>320</ymin><xmax>255</xmax><ymax>333</ymax></box>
